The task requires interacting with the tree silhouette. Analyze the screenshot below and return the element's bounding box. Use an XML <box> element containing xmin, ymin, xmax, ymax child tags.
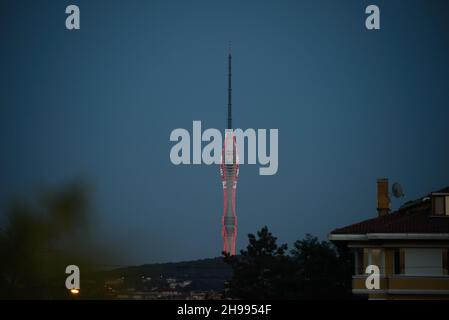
<box><xmin>291</xmin><ymin>234</ymin><xmax>352</xmax><ymax>298</ymax></box>
<box><xmin>223</xmin><ymin>227</ymin><xmax>353</xmax><ymax>299</ymax></box>
<box><xmin>223</xmin><ymin>226</ymin><xmax>294</xmax><ymax>299</ymax></box>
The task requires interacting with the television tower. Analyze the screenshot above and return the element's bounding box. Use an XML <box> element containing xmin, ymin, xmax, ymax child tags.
<box><xmin>220</xmin><ymin>46</ymin><xmax>239</xmax><ymax>255</ymax></box>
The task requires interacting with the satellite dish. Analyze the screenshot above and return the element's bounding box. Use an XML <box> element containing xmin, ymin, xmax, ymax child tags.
<box><xmin>392</xmin><ymin>182</ymin><xmax>404</xmax><ymax>198</ymax></box>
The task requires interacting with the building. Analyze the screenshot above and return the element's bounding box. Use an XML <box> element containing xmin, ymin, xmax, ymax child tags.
<box><xmin>220</xmin><ymin>47</ymin><xmax>239</xmax><ymax>255</ymax></box>
<box><xmin>329</xmin><ymin>179</ymin><xmax>449</xmax><ymax>299</ymax></box>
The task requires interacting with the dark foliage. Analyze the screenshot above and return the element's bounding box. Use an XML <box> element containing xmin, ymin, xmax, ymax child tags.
<box><xmin>0</xmin><ymin>182</ymin><xmax>108</xmax><ymax>299</ymax></box>
<box><xmin>224</xmin><ymin>227</ymin><xmax>353</xmax><ymax>299</ymax></box>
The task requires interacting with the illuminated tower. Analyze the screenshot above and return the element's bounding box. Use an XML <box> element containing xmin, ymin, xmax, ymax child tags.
<box><xmin>220</xmin><ymin>47</ymin><xmax>239</xmax><ymax>255</ymax></box>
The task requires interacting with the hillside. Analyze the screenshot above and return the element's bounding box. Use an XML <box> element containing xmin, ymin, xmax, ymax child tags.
<box><xmin>102</xmin><ymin>257</ymin><xmax>232</xmax><ymax>292</ymax></box>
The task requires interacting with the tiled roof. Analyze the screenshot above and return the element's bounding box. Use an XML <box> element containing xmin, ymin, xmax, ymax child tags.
<box><xmin>330</xmin><ymin>186</ymin><xmax>449</xmax><ymax>235</ymax></box>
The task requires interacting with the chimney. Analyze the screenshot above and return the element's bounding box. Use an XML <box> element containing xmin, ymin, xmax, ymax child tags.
<box><xmin>377</xmin><ymin>178</ymin><xmax>390</xmax><ymax>217</ymax></box>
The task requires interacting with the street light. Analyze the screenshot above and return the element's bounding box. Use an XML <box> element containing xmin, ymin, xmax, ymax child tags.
<box><xmin>70</xmin><ymin>288</ymin><xmax>80</xmax><ymax>295</ymax></box>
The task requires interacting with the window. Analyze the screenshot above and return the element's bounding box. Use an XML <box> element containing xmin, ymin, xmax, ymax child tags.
<box><xmin>447</xmin><ymin>196</ymin><xmax>449</xmax><ymax>216</ymax></box>
<box><xmin>354</xmin><ymin>249</ymin><xmax>364</xmax><ymax>275</ymax></box>
<box><xmin>366</xmin><ymin>248</ymin><xmax>385</xmax><ymax>274</ymax></box>
<box><xmin>371</xmin><ymin>249</ymin><xmax>383</xmax><ymax>268</ymax></box>
<box><xmin>403</xmin><ymin>248</ymin><xmax>443</xmax><ymax>276</ymax></box>
<box><xmin>394</xmin><ymin>248</ymin><xmax>404</xmax><ymax>274</ymax></box>
<box><xmin>434</xmin><ymin>196</ymin><xmax>445</xmax><ymax>215</ymax></box>
<box><xmin>444</xmin><ymin>249</ymin><xmax>448</xmax><ymax>276</ymax></box>
<box><xmin>432</xmin><ymin>195</ymin><xmax>449</xmax><ymax>216</ymax></box>
<box><xmin>354</xmin><ymin>248</ymin><xmax>386</xmax><ymax>275</ymax></box>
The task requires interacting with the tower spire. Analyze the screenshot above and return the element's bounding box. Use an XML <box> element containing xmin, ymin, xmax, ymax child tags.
<box><xmin>227</xmin><ymin>44</ymin><xmax>232</xmax><ymax>129</ymax></box>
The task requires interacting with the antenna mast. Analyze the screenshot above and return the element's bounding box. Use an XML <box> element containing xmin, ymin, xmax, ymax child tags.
<box><xmin>227</xmin><ymin>44</ymin><xmax>232</xmax><ymax>129</ymax></box>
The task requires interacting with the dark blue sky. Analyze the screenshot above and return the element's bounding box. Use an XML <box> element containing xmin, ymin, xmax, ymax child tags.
<box><xmin>1</xmin><ymin>0</ymin><xmax>449</xmax><ymax>264</ymax></box>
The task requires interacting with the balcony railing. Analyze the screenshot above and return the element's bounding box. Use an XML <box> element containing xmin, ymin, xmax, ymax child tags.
<box><xmin>352</xmin><ymin>274</ymin><xmax>449</xmax><ymax>295</ymax></box>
